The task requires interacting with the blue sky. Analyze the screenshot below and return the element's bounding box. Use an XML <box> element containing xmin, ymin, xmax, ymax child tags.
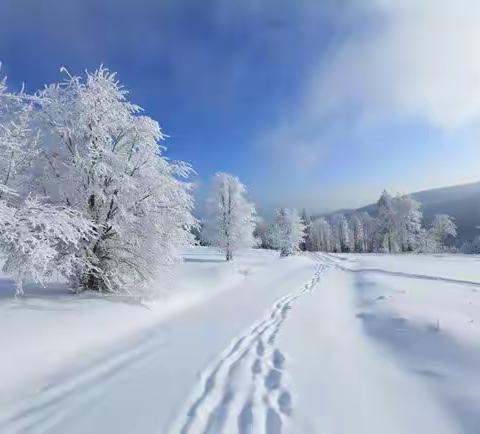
<box><xmin>1</xmin><ymin>0</ymin><xmax>479</xmax><ymax>215</ymax></box>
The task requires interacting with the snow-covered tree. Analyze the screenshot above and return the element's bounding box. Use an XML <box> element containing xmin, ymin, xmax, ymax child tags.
<box><xmin>377</xmin><ymin>191</ymin><xmax>398</xmax><ymax>252</ymax></box>
<box><xmin>349</xmin><ymin>213</ymin><xmax>365</xmax><ymax>252</ymax></box>
<box><xmin>0</xmin><ymin>192</ymin><xmax>93</xmax><ymax>296</ymax></box>
<box><xmin>253</xmin><ymin>217</ymin><xmax>270</xmax><ymax>249</ymax></box>
<box><xmin>0</xmin><ymin>76</ymin><xmax>39</xmax><ymax>197</ymax></box>
<box><xmin>461</xmin><ymin>235</ymin><xmax>480</xmax><ymax>254</ymax></box>
<box><xmin>428</xmin><ymin>214</ymin><xmax>457</xmax><ymax>252</ymax></box>
<box><xmin>359</xmin><ymin>212</ymin><xmax>378</xmax><ymax>253</ymax></box>
<box><xmin>300</xmin><ymin>208</ymin><xmax>311</xmax><ymax>251</ymax></box>
<box><xmin>0</xmin><ymin>66</ymin><xmax>197</xmax><ymax>295</ymax></box>
<box><xmin>395</xmin><ymin>195</ymin><xmax>423</xmax><ymax>252</ymax></box>
<box><xmin>330</xmin><ymin>213</ymin><xmax>350</xmax><ymax>252</ymax></box>
<box><xmin>377</xmin><ymin>192</ymin><xmax>424</xmax><ymax>253</ymax></box>
<box><xmin>309</xmin><ymin>217</ymin><xmax>332</xmax><ymax>251</ymax></box>
<box><xmin>0</xmin><ymin>75</ymin><xmax>93</xmax><ymax>295</ymax></box>
<box><xmin>269</xmin><ymin>208</ymin><xmax>305</xmax><ymax>256</ymax></box>
<box><xmin>203</xmin><ymin>173</ymin><xmax>257</xmax><ymax>261</ymax></box>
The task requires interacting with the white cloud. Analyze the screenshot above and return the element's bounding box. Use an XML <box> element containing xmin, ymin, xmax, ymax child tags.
<box><xmin>260</xmin><ymin>0</ymin><xmax>480</xmax><ymax>169</ymax></box>
<box><xmin>315</xmin><ymin>0</ymin><xmax>480</xmax><ymax>129</ymax></box>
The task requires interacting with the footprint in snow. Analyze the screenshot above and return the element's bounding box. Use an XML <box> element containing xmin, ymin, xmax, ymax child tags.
<box><xmin>272</xmin><ymin>349</ymin><xmax>285</xmax><ymax>370</ymax></box>
<box><xmin>278</xmin><ymin>391</ymin><xmax>292</xmax><ymax>416</ymax></box>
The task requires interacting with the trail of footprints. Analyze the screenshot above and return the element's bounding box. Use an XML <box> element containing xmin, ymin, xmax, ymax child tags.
<box><xmin>169</xmin><ymin>265</ymin><xmax>326</xmax><ymax>434</ymax></box>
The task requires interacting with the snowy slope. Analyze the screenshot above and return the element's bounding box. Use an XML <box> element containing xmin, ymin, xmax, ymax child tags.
<box><xmin>1</xmin><ymin>248</ymin><xmax>479</xmax><ymax>433</ymax></box>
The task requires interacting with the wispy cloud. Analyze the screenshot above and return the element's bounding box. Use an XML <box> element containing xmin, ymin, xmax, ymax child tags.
<box><xmin>259</xmin><ymin>0</ymin><xmax>480</xmax><ymax>168</ymax></box>
<box><xmin>317</xmin><ymin>0</ymin><xmax>480</xmax><ymax>129</ymax></box>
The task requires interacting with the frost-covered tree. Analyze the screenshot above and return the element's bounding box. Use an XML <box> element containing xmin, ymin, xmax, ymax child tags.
<box><xmin>395</xmin><ymin>195</ymin><xmax>423</xmax><ymax>252</ymax></box>
<box><xmin>360</xmin><ymin>212</ymin><xmax>378</xmax><ymax>253</ymax></box>
<box><xmin>300</xmin><ymin>208</ymin><xmax>311</xmax><ymax>251</ymax></box>
<box><xmin>309</xmin><ymin>217</ymin><xmax>332</xmax><ymax>252</ymax></box>
<box><xmin>5</xmin><ymin>66</ymin><xmax>196</xmax><ymax>294</ymax></box>
<box><xmin>330</xmin><ymin>213</ymin><xmax>350</xmax><ymax>252</ymax></box>
<box><xmin>203</xmin><ymin>173</ymin><xmax>257</xmax><ymax>261</ymax></box>
<box><xmin>349</xmin><ymin>213</ymin><xmax>365</xmax><ymax>252</ymax></box>
<box><xmin>427</xmin><ymin>214</ymin><xmax>457</xmax><ymax>252</ymax></box>
<box><xmin>377</xmin><ymin>191</ymin><xmax>398</xmax><ymax>252</ymax></box>
<box><xmin>0</xmin><ymin>192</ymin><xmax>93</xmax><ymax>296</ymax></box>
<box><xmin>253</xmin><ymin>217</ymin><xmax>270</xmax><ymax>249</ymax></box>
<box><xmin>0</xmin><ymin>76</ymin><xmax>39</xmax><ymax>197</ymax></box>
<box><xmin>461</xmin><ymin>235</ymin><xmax>480</xmax><ymax>254</ymax></box>
<box><xmin>269</xmin><ymin>208</ymin><xmax>305</xmax><ymax>256</ymax></box>
<box><xmin>377</xmin><ymin>192</ymin><xmax>424</xmax><ymax>253</ymax></box>
<box><xmin>0</xmin><ymin>75</ymin><xmax>93</xmax><ymax>295</ymax></box>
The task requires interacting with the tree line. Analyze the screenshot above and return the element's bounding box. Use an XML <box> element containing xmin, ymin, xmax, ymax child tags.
<box><xmin>201</xmin><ymin>179</ymin><xmax>459</xmax><ymax>261</ymax></box>
<box><xmin>303</xmin><ymin>191</ymin><xmax>457</xmax><ymax>254</ymax></box>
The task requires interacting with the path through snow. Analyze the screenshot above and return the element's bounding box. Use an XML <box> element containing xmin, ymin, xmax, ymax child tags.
<box><xmin>168</xmin><ymin>264</ymin><xmax>327</xmax><ymax>434</ymax></box>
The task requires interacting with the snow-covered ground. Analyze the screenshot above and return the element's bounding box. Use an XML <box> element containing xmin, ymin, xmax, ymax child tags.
<box><xmin>319</xmin><ymin>252</ymin><xmax>480</xmax><ymax>433</ymax></box>
<box><xmin>0</xmin><ymin>248</ymin><xmax>479</xmax><ymax>433</ymax></box>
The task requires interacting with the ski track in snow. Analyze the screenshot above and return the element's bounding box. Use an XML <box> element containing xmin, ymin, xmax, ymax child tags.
<box><xmin>0</xmin><ymin>327</ymin><xmax>165</xmax><ymax>434</ymax></box>
<box><xmin>318</xmin><ymin>252</ymin><xmax>480</xmax><ymax>288</ymax></box>
<box><xmin>168</xmin><ymin>263</ymin><xmax>328</xmax><ymax>434</ymax></box>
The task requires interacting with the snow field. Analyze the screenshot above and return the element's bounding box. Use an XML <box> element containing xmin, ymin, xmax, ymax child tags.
<box><xmin>0</xmin><ymin>248</ymin><xmax>318</xmax><ymax>434</ymax></box>
<box><xmin>1</xmin><ymin>248</ymin><xmax>479</xmax><ymax>433</ymax></box>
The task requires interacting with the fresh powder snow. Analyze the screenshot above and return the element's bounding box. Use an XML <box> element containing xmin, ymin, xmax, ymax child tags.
<box><xmin>0</xmin><ymin>247</ymin><xmax>479</xmax><ymax>433</ymax></box>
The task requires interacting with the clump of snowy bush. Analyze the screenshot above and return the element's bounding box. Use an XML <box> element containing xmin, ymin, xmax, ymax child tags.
<box><xmin>0</xmin><ymin>67</ymin><xmax>196</xmax><ymax>295</ymax></box>
<box><xmin>203</xmin><ymin>172</ymin><xmax>257</xmax><ymax>261</ymax></box>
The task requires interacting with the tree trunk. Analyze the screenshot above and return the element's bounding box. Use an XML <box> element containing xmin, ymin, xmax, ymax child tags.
<box><xmin>84</xmin><ymin>272</ymin><xmax>101</xmax><ymax>291</ymax></box>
